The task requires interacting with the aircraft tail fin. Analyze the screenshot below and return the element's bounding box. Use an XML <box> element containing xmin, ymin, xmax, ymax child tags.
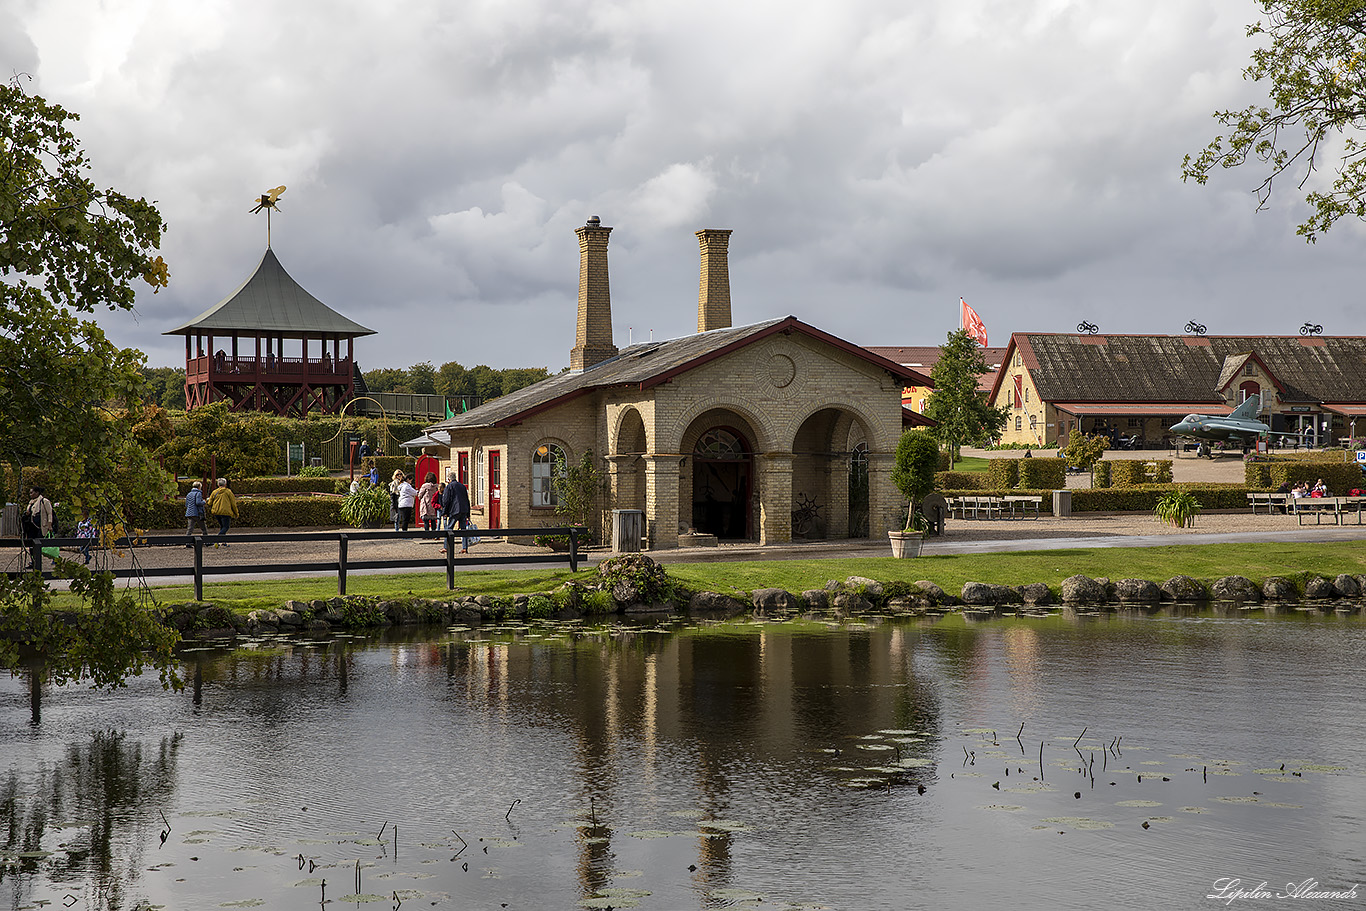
<box><xmin>1229</xmin><ymin>394</ymin><xmax>1261</xmax><ymax>421</ymax></box>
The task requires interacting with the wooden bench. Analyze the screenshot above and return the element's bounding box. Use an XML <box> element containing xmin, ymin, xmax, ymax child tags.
<box><xmin>1293</xmin><ymin>496</ymin><xmax>1366</xmax><ymax>525</ymax></box>
<box><xmin>1002</xmin><ymin>495</ymin><xmax>1043</xmax><ymax>519</ymax></box>
<box><xmin>1246</xmin><ymin>492</ymin><xmax>1289</xmax><ymax>514</ymax></box>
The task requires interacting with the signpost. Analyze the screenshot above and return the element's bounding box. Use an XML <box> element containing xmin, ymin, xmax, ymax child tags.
<box><xmin>287</xmin><ymin>442</ymin><xmax>305</xmax><ymax>475</ymax></box>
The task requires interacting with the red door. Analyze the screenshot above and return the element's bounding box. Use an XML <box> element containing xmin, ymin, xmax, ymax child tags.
<box><xmin>488</xmin><ymin>450</ymin><xmax>501</xmax><ymax>529</ymax></box>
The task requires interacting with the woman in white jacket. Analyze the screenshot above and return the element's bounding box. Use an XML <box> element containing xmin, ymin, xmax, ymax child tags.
<box><xmin>394</xmin><ymin>472</ymin><xmax>419</xmax><ymax>532</ymax></box>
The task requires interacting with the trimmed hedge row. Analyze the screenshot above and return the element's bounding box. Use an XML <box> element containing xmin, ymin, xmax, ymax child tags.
<box><xmin>175</xmin><ymin>477</ymin><xmax>339</xmax><ymax>496</ymax></box>
<box><xmin>938</xmin><ymin>459</ymin><xmax>1067</xmax><ymax>492</ymax></box>
<box><xmin>1070</xmin><ymin>485</ymin><xmax>1251</xmax><ymax>512</ymax></box>
<box><xmin>1092</xmin><ymin>459</ymin><xmax>1174</xmax><ymax>488</ymax></box>
<box><xmin>1245</xmin><ymin>459</ymin><xmax>1364</xmax><ymax>492</ymax></box>
<box><xmin>126</xmin><ymin>495</ymin><xmax>343</xmax><ymax>530</ymax></box>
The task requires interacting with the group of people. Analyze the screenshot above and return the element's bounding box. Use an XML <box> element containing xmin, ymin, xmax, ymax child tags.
<box><xmin>184</xmin><ymin>478</ymin><xmax>240</xmax><ymax>545</ymax></box>
<box><xmin>20</xmin><ymin>485</ymin><xmax>97</xmax><ymax>566</ymax></box>
<box><xmin>387</xmin><ymin>470</ymin><xmax>472</xmax><ymax>551</ymax></box>
<box><xmin>1285</xmin><ymin>478</ymin><xmax>1331</xmax><ymax>499</ymax></box>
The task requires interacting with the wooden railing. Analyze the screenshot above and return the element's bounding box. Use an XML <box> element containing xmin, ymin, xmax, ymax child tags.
<box><xmin>187</xmin><ymin>355</ymin><xmax>353</xmax><ymax>382</ymax></box>
<box><xmin>1</xmin><ymin>526</ymin><xmax>585</xmax><ymax>600</ymax></box>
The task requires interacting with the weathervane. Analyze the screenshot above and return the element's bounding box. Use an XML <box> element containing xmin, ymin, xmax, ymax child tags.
<box><xmin>1184</xmin><ymin>320</ymin><xmax>1207</xmax><ymax>336</ymax></box>
<box><xmin>1077</xmin><ymin>320</ymin><xmax>1098</xmax><ymax>335</ymax></box>
<box><xmin>249</xmin><ymin>185</ymin><xmax>287</xmax><ymax>247</ymax></box>
<box><xmin>1300</xmin><ymin>321</ymin><xmax>1323</xmax><ymax>336</ymax></box>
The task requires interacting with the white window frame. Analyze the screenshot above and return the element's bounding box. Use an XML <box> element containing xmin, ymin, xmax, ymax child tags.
<box><xmin>532</xmin><ymin>443</ymin><xmax>567</xmax><ymax>508</ymax></box>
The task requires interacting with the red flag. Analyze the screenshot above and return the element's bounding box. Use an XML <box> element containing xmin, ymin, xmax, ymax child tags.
<box><xmin>961</xmin><ymin>298</ymin><xmax>988</xmax><ymax>347</ymax></box>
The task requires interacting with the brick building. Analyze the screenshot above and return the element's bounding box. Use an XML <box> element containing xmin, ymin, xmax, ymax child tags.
<box><xmin>991</xmin><ymin>332</ymin><xmax>1366</xmax><ymax>448</ymax></box>
<box><xmin>425</xmin><ymin>221</ymin><xmax>931</xmax><ymax>548</ymax></box>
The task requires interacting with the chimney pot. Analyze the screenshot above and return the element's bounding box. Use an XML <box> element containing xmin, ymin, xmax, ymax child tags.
<box><xmin>586</xmin><ymin>215</ymin><xmax>600</xmax><ymax>226</ymax></box>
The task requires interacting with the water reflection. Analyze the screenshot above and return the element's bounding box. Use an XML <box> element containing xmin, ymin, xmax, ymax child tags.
<box><xmin>2</xmin><ymin>609</ymin><xmax>1364</xmax><ymax>910</ymax></box>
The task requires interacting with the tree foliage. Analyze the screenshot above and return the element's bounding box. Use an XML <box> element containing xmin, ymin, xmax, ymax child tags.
<box><xmin>890</xmin><ymin>431</ymin><xmax>940</xmax><ymax>530</ymax></box>
<box><xmin>1063</xmin><ymin>432</ymin><xmax>1110</xmax><ymax>481</ymax></box>
<box><xmin>553</xmin><ymin>449</ymin><xmax>602</xmax><ymax>528</ymax></box>
<box><xmin>1183</xmin><ymin>0</ymin><xmax>1366</xmax><ymax>240</ymax></box>
<box><xmin>0</xmin><ymin>81</ymin><xmax>172</xmax><ymax>511</ymax></box>
<box><xmin>153</xmin><ymin>402</ymin><xmax>281</xmax><ymax>478</ymax></box>
<box><xmin>140</xmin><ymin>366</ymin><xmax>186</xmax><ymax>409</ymax></box>
<box><xmin>922</xmin><ymin>329</ymin><xmax>1009</xmax><ymax>468</ymax></box>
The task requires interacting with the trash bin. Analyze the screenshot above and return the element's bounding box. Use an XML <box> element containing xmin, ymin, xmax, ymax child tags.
<box><xmin>611</xmin><ymin>509</ymin><xmax>644</xmax><ymax>553</ymax></box>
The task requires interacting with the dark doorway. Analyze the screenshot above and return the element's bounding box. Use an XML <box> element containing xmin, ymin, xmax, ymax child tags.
<box><xmin>692</xmin><ymin>428</ymin><xmax>752</xmax><ymax>539</ymax></box>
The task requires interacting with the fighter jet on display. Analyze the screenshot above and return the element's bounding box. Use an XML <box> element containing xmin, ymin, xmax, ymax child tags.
<box><xmin>1169</xmin><ymin>394</ymin><xmax>1278</xmax><ymax>444</ymax></box>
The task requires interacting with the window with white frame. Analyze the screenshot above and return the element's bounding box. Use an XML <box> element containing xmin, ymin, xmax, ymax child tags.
<box><xmin>532</xmin><ymin>443</ymin><xmax>566</xmax><ymax>507</ymax></box>
<box><xmin>474</xmin><ymin>449</ymin><xmax>485</xmax><ymax>506</ymax></box>
<box><xmin>1015</xmin><ymin>416</ymin><xmax>1022</xmax><ymax>431</ymax></box>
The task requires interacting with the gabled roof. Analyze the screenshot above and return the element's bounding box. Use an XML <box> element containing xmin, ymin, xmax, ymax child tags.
<box><xmin>866</xmin><ymin>345</ymin><xmax>1008</xmax><ymax>373</ymax></box>
<box><xmin>428</xmin><ymin>316</ymin><xmax>932</xmax><ymax>432</ymax></box>
<box><xmin>992</xmin><ymin>333</ymin><xmax>1366</xmax><ymax>406</ymax></box>
<box><xmin>164</xmin><ymin>248</ymin><xmax>376</xmax><ymax>338</ymax></box>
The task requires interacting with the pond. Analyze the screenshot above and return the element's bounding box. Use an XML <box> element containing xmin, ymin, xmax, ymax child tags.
<box><xmin>3</xmin><ymin>607</ymin><xmax>1365</xmax><ymax>910</ymax></box>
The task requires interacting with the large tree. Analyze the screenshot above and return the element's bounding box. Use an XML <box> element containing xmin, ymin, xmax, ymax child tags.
<box><xmin>0</xmin><ymin>79</ymin><xmax>172</xmax><ymax>511</ymax></box>
<box><xmin>0</xmin><ymin>81</ymin><xmax>179</xmax><ymax>693</ymax></box>
<box><xmin>1183</xmin><ymin>0</ymin><xmax>1366</xmax><ymax>241</ymax></box>
<box><xmin>922</xmin><ymin>329</ymin><xmax>1009</xmax><ymax>468</ymax></box>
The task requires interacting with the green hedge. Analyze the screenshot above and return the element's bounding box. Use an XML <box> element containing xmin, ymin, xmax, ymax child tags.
<box><xmin>1070</xmin><ymin>484</ymin><xmax>1251</xmax><ymax>512</ymax></box>
<box><xmin>175</xmin><ymin>477</ymin><xmax>339</xmax><ymax>496</ymax></box>
<box><xmin>1093</xmin><ymin>461</ymin><xmax>1111</xmax><ymax>488</ymax></box>
<box><xmin>936</xmin><ymin>471</ymin><xmax>993</xmax><ymax>490</ymax></box>
<box><xmin>1246</xmin><ymin>456</ymin><xmax>1362</xmax><ymax>492</ymax></box>
<box><xmin>162</xmin><ymin>411</ymin><xmax>431</xmax><ymax>471</ymax></box>
<box><xmin>1019</xmin><ymin>457</ymin><xmax>1066</xmax><ymax>490</ymax></box>
<box><xmin>126</xmin><ymin>495</ymin><xmax>342</xmax><ymax>530</ymax></box>
<box><xmin>986</xmin><ymin>459</ymin><xmax>1018</xmax><ymax>490</ymax></box>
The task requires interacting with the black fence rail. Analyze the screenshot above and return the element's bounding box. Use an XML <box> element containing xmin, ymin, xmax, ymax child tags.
<box><xmin>0</xmin><ymin>526</ymin><xmax>585</xmax><ymax>600</ymax></box>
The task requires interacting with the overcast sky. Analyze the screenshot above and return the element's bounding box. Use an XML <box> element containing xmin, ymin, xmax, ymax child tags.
<box><xmin>7</xmin><ymin>0</ymin><xmax>1362</xmax><ymax>373</ymax></box>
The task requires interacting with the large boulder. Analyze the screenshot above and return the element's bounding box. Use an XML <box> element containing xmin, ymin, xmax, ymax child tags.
<box><xmin>914</xmin><ymin>580</ymin><xmax>951</xmax><ymax>605</ymax></box>
<box><xmin>801</xmin><ymin>589</ymin><xmax>829</xmax><ymax>610</ymax></box>
<box><xmin>751</xmin><ymin>588</ymin><xmax>800</xmax><ymax>613</ymax></box>
<box><xmin>1019</xmin><ymin>582</ymin><xmax>1053</xmax><ymax>606</ymax></box>
<box><xmin>1161</xmin><ymin>575</ymin><xmax>1208</xmax><ymax>602</ymax></box>
<box><xmin>1333</xmin><ymin>574</ymin><xmax>1360</xmax><ymax>599</ymax></box>
<box><xmin>830</xmin><ymin>590</ymin><xmax>875</xmax><ymax>613</ymax></box>
<box><xmin>1114</xmin><ymin>579</ymin><xmax>1162</xmax><ymax>603</ymax></box>
<box><xmin>1060</xmin><ymin>574</ymin><xmax>1107</xmax><ymax>604</ymax></box>
<box><xmin>1210</xmin><ymin>576</ymin><xmax>1262</xmax><ymax>603</ymax></box>
<box><xmin>844</xmin><ymin>576</ymin><xmax>885</xmax><ymax>602</ymax></box>
<box><xmin>961</xmin><ymin>582</ymin><xmax>1015</xmax><ymax>606</ymax></box>
<box><xmin>1262</xmin><ymin>577</ymin><xmax>1298</xmax><ymax>601</ymax></box>
<box><xmin>690</xmin><ymin>591</ymin><xmax>748</xmax><ymax>615</ymax></box>
<box><xmin>1304</xmin><ymin>575</ymin><xmax>1338</xmax><ymax>600</ymax></box>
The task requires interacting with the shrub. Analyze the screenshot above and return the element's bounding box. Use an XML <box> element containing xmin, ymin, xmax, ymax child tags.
<box><xmin>297</xmin><ymin>465</ymin><xmax>331</xmax><ymax>478</ymax></box>
<box><xmin>1266</xmin><ymin>462</ymin><xmax>1362</xmax><ymax>494</ymax></box>
<box><xmin>125</xmin><ymin>495</ymin><xmax>341</xmax><ymax>530</ymax></box>
<box><xmin>986</xmin><ymin>459</ymin><xmax>1019</xmax><ymax>490</ymax></box>
<box><xmin>596</xmin><ymin>553</ymin><xmax>673</xmax><ymax>605</ymax></box>
<box><xmin>527</xmin><ymin>594</ymin><xmax>554</xmax><ymax>619</ymax></box>
<box><xmin>1245</xmin><ymin>461</ymin><xmax>1272</xmax><ymax>488</ymax></box>
<box><xmin>1018</xmin><ymin>457</ymin><xmax>1066</xmax><ymax>490</ymax></box>
<box><xmin>1092</xmin><ymin>460</ymin><xmax>1112</xmax><ymax>488</ymax></box>
<box><xmin>1109</xmin><ymin>461</ymin><xmax>1148</xmax><ymax>487</ymax></box>
<box><xmin>1155</xmin><ymin>489</ymin><xmax>1201</xmax><ymax>527</ymax></box>
<box><xmin>891</xmin><ymin>431</ymin><xmax>940</xmax><ymax>530</ymax></box>
<box><xmin>935</xmin><ymin>471</ymin><xmax>992</xmax><ymax>490</ymax></box>
<box><xmin>176</xmin><ymin>477</ymin><xmax>338</xmax><ymax>496</ymax></box>
<box><xmin>340</xmin><ymin>486</ymin><xmax>390</xmax><ymax>527</ymax></box>
<box><xmin>1069</xmin><ymin>485</ymin><xmax>1249</xmax><ymax>512</ymax></box>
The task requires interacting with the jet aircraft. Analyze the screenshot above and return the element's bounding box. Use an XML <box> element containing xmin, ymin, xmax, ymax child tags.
<box><xmin>1169</xmin><ymin>394</ymin><xmax>1281</xmax><ymax>446</ymax></box>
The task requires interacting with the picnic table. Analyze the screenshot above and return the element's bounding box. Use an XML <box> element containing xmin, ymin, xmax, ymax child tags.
<box><xmin>1292</xmin><ymin>495</ymin><xmax>1366</xmax><ymax>526</ymax></box>
<box><xmin>946</xmin><ymin>495</ymin><xmax>1043</xmax><ymax>520</ymax></box>
<box><xmin>1246</xmin><ymin>492</ymin><xmax>1290</xmax><ymax>514</ymax></box>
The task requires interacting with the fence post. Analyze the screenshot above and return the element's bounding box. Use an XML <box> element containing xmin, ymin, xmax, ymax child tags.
<box><xmin>445</xmin><ymin>528</ymin><xmax>455</xmax><ymax>589</ymax></box>
<box><xmin>568</xmin><ymin>526</ymin><xmax>579</xmax><ymax>572</ymax></box>
<box><xmin>338</xmin><ymin>534</ymin><xmax>348</xmax><ymax>596</ymax></box>
<box><xmin>28</xmin><ymin>541</ymin><xmax>42</xmax><ymax>576</ymax></box>
<box><xmin>192</xmin><ymin>537</ymin><xmax>203</xmax><ymax>601</ymax></box>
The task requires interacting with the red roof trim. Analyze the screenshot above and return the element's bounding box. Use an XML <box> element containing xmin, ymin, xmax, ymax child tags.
<box><xmin>1215</xmin><ymin>351</ymin><xmax>1288</xmax><ymax>396</ymax></box>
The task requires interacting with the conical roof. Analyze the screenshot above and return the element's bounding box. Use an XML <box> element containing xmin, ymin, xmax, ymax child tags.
<box><xmin>164</xmin><ymin>248</ymin><xmax>375</xmax><ymax>337</ymax></box>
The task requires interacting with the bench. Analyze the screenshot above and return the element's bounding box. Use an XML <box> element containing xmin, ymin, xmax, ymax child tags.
<box><xmin>1246</xmin><ymin>492</ymin><xmax>1289</xmax><ymax>515</ymax></box>
<box><xmin>1293</xmin><ymin>496</ymin><xmax>1366</xmax><ymax>525</ymax></box>
<box><xmin>1002</xmin><ymin>495</ymin><xmax>1043</xmax><ymax>519</ymax></box>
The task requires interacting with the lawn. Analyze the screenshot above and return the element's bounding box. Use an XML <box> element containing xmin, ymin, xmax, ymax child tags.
<box><xmin>105</xmin><ymin>540</ymin><xmax>1366</xmax><ymax>610</ymax></box>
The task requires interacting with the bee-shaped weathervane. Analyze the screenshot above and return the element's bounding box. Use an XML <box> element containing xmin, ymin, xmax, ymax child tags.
<box><xmin>250</xmin><ymin>185</ymin><xmax>287</xmax><ymax>245</ymax></box>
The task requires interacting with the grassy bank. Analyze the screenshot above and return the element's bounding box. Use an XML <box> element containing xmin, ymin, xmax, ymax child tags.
<box><xmin>100</xmin><ymin>540</ymin><xmax>1366</xmax><ymax>612</ymax></box>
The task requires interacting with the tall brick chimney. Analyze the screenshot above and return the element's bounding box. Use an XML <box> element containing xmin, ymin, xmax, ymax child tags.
<box><xmin>696</xmin><ymin>228</ymin><xmax>733</xmax><ymax>333</ymax></box>
<box><xmin>570</xmin><ymin>216</ymin><xmax>618</xmax><ymax>372</ymax></box>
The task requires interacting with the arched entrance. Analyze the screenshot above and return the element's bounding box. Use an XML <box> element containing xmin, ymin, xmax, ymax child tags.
<box><xmin>692</xmin><ymin>427</ymin><xmax>752</xmax><ymax>539</ymax></box>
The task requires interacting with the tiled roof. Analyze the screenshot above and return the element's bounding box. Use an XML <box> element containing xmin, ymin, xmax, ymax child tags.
<box><xmin>1006</xmin><ymin>334</ymin><xmax>1366</xmax><ymax>405</ymax></box>
<box><xmin>165</xmin><ymin>248</ymin><xmax>375</xmax><ymax>338</ymax></box>
<box><xmin>429</xmin><ymin>317</ymin><xmax>931</xmax><ymax>431</ymax></box>
<box><xmin>866</xmin><ymin>345</ymin><xmax>1007</xmax><ymax>370</ymax></box>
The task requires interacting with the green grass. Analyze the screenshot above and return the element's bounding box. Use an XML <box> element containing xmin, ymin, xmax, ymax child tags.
<box><xmin>89</xmin><ymin>541</ymin><xmax>1366</xmax><ymax>609</ymax></box>
<box><xmin>951</xmin><ymin>456</ymin><xmax>989</xmax><ymax>472</ymax></box>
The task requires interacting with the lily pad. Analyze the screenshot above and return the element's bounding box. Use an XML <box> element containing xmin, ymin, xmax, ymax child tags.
<box><xmin>1115</xmin><ymin>800</ymin><xmax>1162</xmax><ymax>808</ymax></box>
<box><xmin>1041</xmin><ymin>816</ymin><xmax>1114</xmax><ymax>830</ymax></box>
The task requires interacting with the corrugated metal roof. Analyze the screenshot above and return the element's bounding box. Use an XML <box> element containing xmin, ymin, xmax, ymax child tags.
<box><xmin>164</xmin><ymin>248</ymin><xmax>376</xmax><ymax>337</ymax></box>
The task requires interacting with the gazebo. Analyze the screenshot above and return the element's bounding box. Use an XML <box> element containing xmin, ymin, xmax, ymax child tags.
<box><xmin>165</xmin><ymin>248</ymin><xmax>376</xmax><ymax>416</ymax></box>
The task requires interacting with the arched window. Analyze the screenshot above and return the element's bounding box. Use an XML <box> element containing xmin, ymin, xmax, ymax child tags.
<box><xmin>532</xmin><ymin>443</ymin><xmax>567</xmax><ymax>508</ymax></box>
<box><xmin>694</xmin><ymin>428</ymin><xmax>748</xmax><ymax>460</ymax></box>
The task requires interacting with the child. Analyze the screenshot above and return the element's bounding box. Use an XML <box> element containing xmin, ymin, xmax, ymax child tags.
<box><xmin>75</xmin><ymin>509</ymin><xmax>97</xmax><ymax>565</ymax></box>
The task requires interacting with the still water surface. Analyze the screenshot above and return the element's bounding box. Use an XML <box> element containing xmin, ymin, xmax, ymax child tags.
<box><xmin>3</xmin><ymin>608</ymin><xmax>1365</xmax><ymax>910</ymax></box>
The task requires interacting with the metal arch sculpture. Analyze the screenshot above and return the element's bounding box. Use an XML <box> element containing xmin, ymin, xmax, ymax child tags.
<box><xmin>325</xmin><ymin>396</ymin><xmax>395</xmax><ymax>461</ymax></box>
<box><xmin>1077</xmin><ymin>321</ymin><xmax>1099</xmax><ymax>335</ymax></box>
<box><xmin>1300</xmin><ymin>322</ymin><xmax>1323</xmax><ymax>336</ymax></box>
<box><xmin>1184</xmin><ymin>320</ymin><xmax>1207</xmax><ymax>335</ymax></box>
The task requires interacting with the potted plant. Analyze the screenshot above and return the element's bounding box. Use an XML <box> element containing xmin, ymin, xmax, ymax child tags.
<box><xmin>1154</xmin><ymin>489</ymin><xmax>1201</xmax><ymax>528</ymax></box>
<box><xmin>889</xmin><ymin>431</ymin><xmax>940</xmax><ymax>557</ymax></box>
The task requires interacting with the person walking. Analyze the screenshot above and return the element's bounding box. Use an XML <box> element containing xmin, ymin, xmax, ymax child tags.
<box><xmin>393</xmin><ymin>471</ymin><xmax>419</xmax><ymax>532</ymax></box>
<box><xmin>418</xmin><ymin>471</ymin><xmax>441</xmax><ymax>534</ymax></box>
<box><xmin>21</xmin><ymin>486</ymin><xmax>54</xmax><ymax>568</ymax></box>
<box><xmin>439</xmin><ymin>472</ymin><xmax>471</xmax><ymax>553</ymax></box>
<box><xmin>75</xmin><ymin>508</ymin><xmax>97</xmax><ymax>564</ymax></box>
<box><xmin>207</xmin><ymin>478</ymin><xmax>240</xmax><ymax>546</ymax></box>
<box><xmin>184</xmin><ymin>481</ymin><xmax>208</xmax><ymax>545</ymax></box>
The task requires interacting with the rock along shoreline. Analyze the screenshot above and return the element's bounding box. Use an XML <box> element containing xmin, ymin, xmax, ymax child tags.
<box><xmin>161</xmin><ymin>555</ymin><xmax>1366</xmax><ymax>640</ymax></box>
